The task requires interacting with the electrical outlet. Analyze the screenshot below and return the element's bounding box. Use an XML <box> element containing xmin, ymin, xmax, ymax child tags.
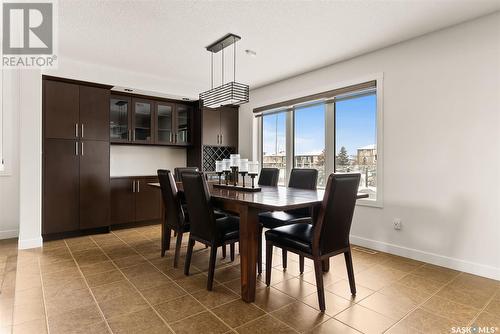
<box><xmin>393</xmin><ymin>218</ymin><xmax>402</xmax><ymax>230</ymax></box>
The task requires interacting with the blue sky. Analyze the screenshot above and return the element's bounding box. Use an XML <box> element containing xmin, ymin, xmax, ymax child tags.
<box><xmin>263</xmin><ymin>93</ymin><xmax>376</xmax><ymax>156</ymax></box>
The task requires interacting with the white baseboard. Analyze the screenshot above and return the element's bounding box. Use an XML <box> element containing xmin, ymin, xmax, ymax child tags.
<box><xmin>350</xmin><ymin>235</ymin><xmax>500</xmax><ymax>281</ymax></box>
<box><xmin>0</xmin><ymin>229</ymin><xmax>19</xmax><ymax>240</ymax></box>
<box><xmin>18</xmin><ymin>236</ymin><xmax>43</xmax><ymax>249</ymax></box>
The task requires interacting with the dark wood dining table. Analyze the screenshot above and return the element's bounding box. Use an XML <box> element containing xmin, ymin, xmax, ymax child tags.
<box><xmin>149</xmin><ymin>181</ymin><xmax>368</xmax><ymax>303</ymax></box>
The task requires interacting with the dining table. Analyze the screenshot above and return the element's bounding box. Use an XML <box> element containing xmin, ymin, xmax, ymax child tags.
<box><xmin>149</xmin><ymin>181</ymin><xmax>369</xmax><ymax>303</ymax></box>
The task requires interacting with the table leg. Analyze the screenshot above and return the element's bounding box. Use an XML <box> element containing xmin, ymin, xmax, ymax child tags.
<box><xmin>238</xmin><ymin>205</ymin><xmax>259</xmax><ymax>302</ymax></box>
<box><xmin>322</xmin><ymin>259</ymin><xmax>330</xmax><ymax>272</ymax></box>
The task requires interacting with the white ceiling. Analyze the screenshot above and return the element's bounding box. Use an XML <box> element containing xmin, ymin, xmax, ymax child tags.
<box><xmin>58</xmin><ymin>0</ymin><xmax>500</xmax><ymax>93</ymax></box>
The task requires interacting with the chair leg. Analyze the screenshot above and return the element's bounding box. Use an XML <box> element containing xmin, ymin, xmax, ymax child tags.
<box><xmin>265</xmin><ymin>241</ymin><xmax>273</xmax><ymax>286</ymax></box>
<box><xmin>222</xmin><ymin>245</ymin><xmax>227</xmax><ymax>258</ymax></box>
<box><xmin>184</xmin><ymin>238</ymin><xmax>195</xmax><ymax>275</ymax></box>
<box><xmin>344</xmin><ymin>251</ymin><xmax>357</xmax><ymax>295</ymax></box>
<box><xmin>230</xmin><ymin>243</ymin><xmax>235</xmax><ymax>261</ymax></box>
<box><xmin>207</xmin><ymin>246</ymin><xmax>217</xmax><ymax>291</ymax></box>
<box><xmin>173</xmin><ymin>231</ymin><xmax>183</xmax><ymax>268</ymax></box>
<box><xmin>282</xmin><ymin>250</ymin><xmax>287</xmax><ymax>270</ymax></box>
<box><xmin>161</xmin><ymin>227</ymin><xmax>171</xmax><ymax>257</ymax></box>
<box><xmin>299</xmin><ymin>255</ymin><xmax>305</xmax><ymax>274</ymax></box>
<box><xmin>313</xmin><ymin>257</ymin><xmax>326</xmax><ymax>312</ymax></box>
<box><xmin>257</xmin><ymin>225</ymin><xmax>263</xmax><ymax>274</ymax></box>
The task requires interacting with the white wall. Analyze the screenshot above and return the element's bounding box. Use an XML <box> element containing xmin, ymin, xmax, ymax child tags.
<box><xmin>110</xmin><ymin>145</ymin><xmax>186</xmax><ymax>177</ymax></box>
<box><xmin>239</xmin><ymin>13</ymin><xmax>500</xmax><ymax>279</ymax></box>
<box><xmin>0</xmin><ymin>70</ymin><xmax>21</xmax><ymax>239</ymax></box>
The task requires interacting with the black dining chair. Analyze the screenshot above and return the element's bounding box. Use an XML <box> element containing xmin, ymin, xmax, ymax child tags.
<box><xmin>265</xmin><ymin>173</ymin><xmax>361</xmax><ymax>311</ymax></box>
<box><xmin>174</xmin><ymin>167</ymin><xmax>199</xmax><ymax>182</ymax></box>
<box><xmin>258</xmin><ymin>168</ymin><xmax>280</xmax><ymax>187</ymax></box>
<box><xmin>157</xmin><ymin>169</ymin><xmax>189</xmax><ymax>267</ymax></box>
<box><xmin>182</xmin><ymin>172</ymin><xmax>240</xmax><ymax>290</ymax></box>
<box><xmin>257</xmin><ymin>168</ymin><xmax>318</xmax><ymax>273</ymax></box>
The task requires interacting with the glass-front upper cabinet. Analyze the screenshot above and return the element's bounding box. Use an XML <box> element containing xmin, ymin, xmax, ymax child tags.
<box><xmin>156</xmin><ymin>102</ymin><xmax>174</xmax><ymax>144</ymax></box>
<box><xmin>110</xmin><ymin>95</ymin><xmax>131</xmax><ymax>142</ymax></box>
<box><xmin>175</xmin><ymin>104</ymin><xmax>192</xmax><ymax>145</ymax></box>
<box><xmin>132</xmin><ymin>99</ymin><xmax>153</xmax><ymax>143</ymax></box>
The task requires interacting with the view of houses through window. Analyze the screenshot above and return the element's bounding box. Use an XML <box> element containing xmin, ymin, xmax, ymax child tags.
<box><xmin>261</xmin><ymin>88</ymin><xmax>378</xmax><ymax>199</ymax></box>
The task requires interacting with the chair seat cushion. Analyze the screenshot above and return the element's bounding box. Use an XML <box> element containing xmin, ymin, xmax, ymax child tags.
<box><xmin>215</xmin><ymin>216</ymin><xmax>240</xmax><ymax>242</ymax></box>
<box><xmin>265</xmin><ymin>223</ymin><xmax>314</xmax><ymax>254</ymax></box>
<box><xmin>258</xmin><ymin>211</ymin><xmax>312</xmax><ymax>229</ymax></box>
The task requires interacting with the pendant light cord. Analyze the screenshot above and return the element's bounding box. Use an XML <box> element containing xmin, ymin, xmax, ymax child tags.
<box><xmin>233</xmin><ymin>36</ymin><xmax>236</xmax><ymax>82</ymax></box>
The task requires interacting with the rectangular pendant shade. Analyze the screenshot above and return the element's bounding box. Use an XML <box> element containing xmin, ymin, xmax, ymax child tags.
<box><xmin>200</xmin><ymin>81</ymin><xmax>249</xmax><ymax>108</ymax></box>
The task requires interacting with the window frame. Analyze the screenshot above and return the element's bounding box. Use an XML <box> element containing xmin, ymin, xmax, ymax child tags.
<box><xmin>258</xmin><ymin>74</ymin><xmax>384</xmax><ymax>208</ymax></box>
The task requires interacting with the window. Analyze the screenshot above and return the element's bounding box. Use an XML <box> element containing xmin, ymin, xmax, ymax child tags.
<box><xmin>335</xmin><ymin>93</ymin><xmax>377</xmax><ymax>199</ymax></box>
<box><xmin>294</xmin><ymin>103</ymin><xmax>326</xmax><ymax>187</ymax></box>
<box><xmin>259</xmin><ymin>78</ymin><xmax>382</xmax><ymax>206</ymax></box>
<box><xmin>262</xmin><ymin>111</ymin><xmax>287</xmax><ymax>185</ymax></box>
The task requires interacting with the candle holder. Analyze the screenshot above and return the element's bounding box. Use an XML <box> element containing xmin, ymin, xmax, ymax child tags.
<box><xmin>239</xmin><ymin>171</ymin><xmax>247</xmax><ymax>187</ymax></box>
<box><xmin>248</xmin><ymin>173</ymin><xmax>258</xmax><ymax>188</ymax></box>
<box><xmin>231</xmin><ymin>167</ymin><xmax>238</xmax><ymax>186</ymax></box>
<box><xmin>224</xmin><ymin>170</ymin><xmax>231</xmax><ymax>185</ymax></box>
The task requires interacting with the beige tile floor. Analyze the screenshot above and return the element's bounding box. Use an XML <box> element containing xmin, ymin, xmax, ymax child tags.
<box><xmin>0</xmin><ymin>225</ymin><xmax>499</xmax><ymax>334</ymax></box>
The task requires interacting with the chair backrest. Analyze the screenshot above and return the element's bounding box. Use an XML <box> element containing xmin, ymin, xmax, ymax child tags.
<box><xmin>288</xmin><ymin>168</ymin><xmax>318</xmax><ymax>190</ymax></box>
<box><xmin>181</xmin><ymin>171</ymin><xmax>217</xmax><ymax>242</ymax></box>
<box><xmin>313</xmin><ymin>173</ymin><xmax>360</xmax><ymax>255</ymax></box>
<box><xmin>174</xmin><ymin>167</ymin><xmax>199</xmax><ymax>182</ymax></box>
<box><xmin>258</xmin><ymin>168</ymin><xmax>280</xmax><ymax>186</ymax></box>
<box><xmin>157</xmin><ymin>169</ymin><xmax>184</xmax><ymax>229</ymax></box>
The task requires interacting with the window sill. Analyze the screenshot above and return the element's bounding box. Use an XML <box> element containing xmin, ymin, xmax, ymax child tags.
<box><xmin>356</xmin><ymin>198</ymin><xmax>383</xmax><ymax>208</ymax></box>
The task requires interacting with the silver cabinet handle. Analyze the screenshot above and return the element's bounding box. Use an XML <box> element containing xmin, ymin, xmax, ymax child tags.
<box><xmin>220</xmin><ymin>134</ymin><xmax>223</xmax><ymax>144</ymax></box>
<box><xmin>75</xmin><ymin>141</ymin><xmax>78</xmax><ymax>155</ymax></box>
<box><xmin>169</xmin><ymin>133</ymin><xmax>172</xmax><ymax>142</ymax></box>
<box><xmin>75</xmin><ymin>123</ymin><xmax>79</xmax><ymax>138</ymax></box>
<box><xmin>81</xmin><ymin>124</ymin><xmax>84</xmax><ymax>138</ymax></box>
<box><xmin>137</xmin><ymin>180</ymin><xmax>140</xmax><ymax>192</ymax></box>
<box><xmin>81</xmin><ymin>142</ymin><xmax>84</xmax><ymax>156</ymax></box>
<box><xmin>217</xmin><ymin>134</ymin><xmax>220</xmax><ymax>144</ymax></box>
<box><xmin>132</xmin><ymin>180</ymin><xmax>136</xmax><ymax>193</ymax></box>
<box><xmin>133</xmin><ymin>131</ymin><xmax>136</xmax><ymax>141</ymax></box>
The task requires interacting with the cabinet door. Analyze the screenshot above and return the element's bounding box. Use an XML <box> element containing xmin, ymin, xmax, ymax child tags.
<box><xmin>110</xmin><ymin>95</ymin><xmax>132</xmax><ymax>143</ymax></box>
<box><xmin>80</xmin><ymin>86</ymin><xmax>110</xmax><ymax>141</ymax></box>
<box><xmin>202</xmin><ymin>108</ymin><xmax>221</xmax><ymax>146</ymax></box>
<box><xmin>79</xmin><ymin>140</ymin><xmax>110</xmax><ymax>229</ymax></box>
<box><xmin>44</xmin><ymin>80</ymin><xmax>79</xmax><ymax>140</ymax></box>
<box><xmin>43</xmin><ymin>139</ymin><xmax>80</xmax><ymax>234</ymax></box>
<box><xmin>135</xmin><ymin>178</ymin><xmax>162</xmax><ymax>222</ymax></box>
<box><xmin>220</xmin><ymin>107</ymin><xmax>238</xmax><ymax>147</ymax></box>
<box><xmin>132</xmin><ymin>99</ymin><xmax>154</xmax><ymax>143</ymax></box>
<box><xmin>110</xmin><ymin>178</ymin><xmax>135</xmax><ymax>225</ymax></box>
<box><xmin>155</xmin><ymin>102</ymin><xmax>175</xmax><ymax>144</ymax></box>
<box><xmin>174</xmin><ymin>104</ymin><xmax>192</xmax><ymax>146</ymax></box>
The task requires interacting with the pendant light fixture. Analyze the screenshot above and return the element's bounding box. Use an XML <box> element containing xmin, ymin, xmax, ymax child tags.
<box><xmin>199</xmin><ymin>33</ymin><xmax>249</xmax><ymax>108</ymax></box>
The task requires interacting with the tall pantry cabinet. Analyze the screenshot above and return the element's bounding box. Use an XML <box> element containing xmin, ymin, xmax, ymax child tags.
<box><xmin>42</xmin><ymin>76</ymin><xmax>111</xmax><ymax>237</ymax></box>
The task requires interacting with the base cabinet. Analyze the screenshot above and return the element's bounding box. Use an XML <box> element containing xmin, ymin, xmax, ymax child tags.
<box><xmin>111</xmin><ymin>176</ymin><xmax>162</xmax><ymax>225</ymax></box>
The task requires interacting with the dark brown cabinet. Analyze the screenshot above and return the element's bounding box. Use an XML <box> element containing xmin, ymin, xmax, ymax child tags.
<box><xmin>110</xmin><ymin>95</ymin><xmax>132</xmax><ymax>142</ymax></box>
<box><xmin>44</xmin><ymin>80</ymin><xmax>79</xmax><ymax>140</ymax></box>
<box><xmin>43</xmin><ymin>76</ymin><xmax>111</xmax><ymax>237</ymax></box>
<box><xmin>202</xmin><ymin>106</ymin><xmax>238</xmax><ymax>147</ymax></box>
<box><xmin>110</xmin><ymin>176</ymin><xmax>162</xmax><ymax>225</ymax></box>
<box><xmin>79</xmin><ymin>140</ymin><xmax>110</xmax><ymax>229</ymax></box>
<box><xmin>43</xmin><ymin>139</ymin><xmax>80</xmax><ymax>234</ymax></box>
<box><xmin>111</xmin><ymin>95</ymin><xmax>193</xmax><ymax>146</ymax></box>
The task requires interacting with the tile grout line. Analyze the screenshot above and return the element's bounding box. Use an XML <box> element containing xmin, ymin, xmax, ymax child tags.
<box><xmin>37</xmin><ymin>250</ymin><xmax>52</xmax><ymax>334</ymax></box>
<box><xmin>382</xmin><ymin>270</ymin><xmax>473</xmax><ymax>333</ymax></box>
<box><xmin>89</xmin><ymin>234</ymin><xmax>177</xmax><ymax>334</ymax></box>
<box><xmin>63</xmin><ymin>238</ymin><xmax>115</xmax><ymax>334</ymax></box>
<box><xmin>113</xmin><ymin>228</ymin><xmax>300</xmax><ymax>333</ymax></box>
<box><xmin>468</xmin><ymin>285</ymin><xmax>500</xmax><ymax>326</ymax></box>
<box><xmin>109</xmin><ymin>229</ymin><xmax>240</xmax><ymax>333</ymax></box>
